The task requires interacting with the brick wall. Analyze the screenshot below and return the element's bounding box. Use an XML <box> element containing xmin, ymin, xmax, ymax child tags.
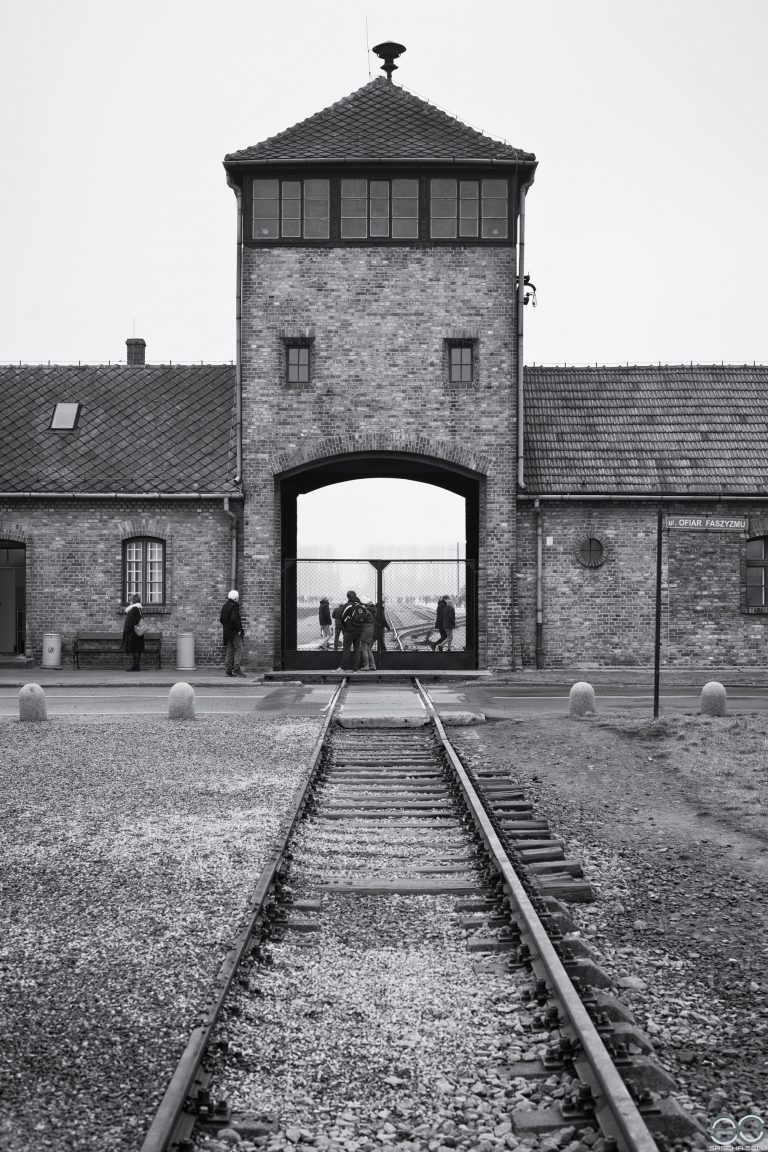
<box><xmin>0</xmin><ymin>500</ymin><xmax>241</xmax><ymax>666</ymax></box>
<box><xmin>515</xmin><ymin>501</ymin><xmax>768</xmax><ymax>666</ymax></box>
<box><xmin>240</xmin><ymin>244</ymin><xmax>518</xmax><ymax>670</ymax></box>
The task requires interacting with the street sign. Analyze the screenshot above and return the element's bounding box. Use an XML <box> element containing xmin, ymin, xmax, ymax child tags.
<box><xmin>655</xmin><ymin>511</ymin><xmax>748</xmax><ymax>718</ymax></box>
<box><xmin>666</xmin><ymin>515</ymin><xmax>747</xmax><ymax>531</ymax></box>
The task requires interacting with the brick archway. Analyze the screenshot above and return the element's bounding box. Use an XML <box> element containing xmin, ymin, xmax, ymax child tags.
<box><xmin>275</xmin><ymin>448</ymin><xmax>483</xmax><ymax>670</ymax></box>
<box><xmin>0</xmin><ymin>523</ymin><xmax>28</xmax><ymax>546</ymax></box>
<box><xmin>270</xmin><ymin>434</ymin><xmax>490</xmax><ymax>480</ymax></box>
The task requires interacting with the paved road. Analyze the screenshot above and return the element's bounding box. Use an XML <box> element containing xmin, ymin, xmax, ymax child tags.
<box><xmin>0</xmin><ymin>685</ymin><xmax>336</xmax><ymax>718</ymax></box>
<box><xmin>1</xmin><ymin>682</ymin><xmax>766</xmax><ymax>719</ymax></box>
<box><xmin>458</xmin><ymin>685</ymin><xmax>768</xmax><ymax>719</ymax></box>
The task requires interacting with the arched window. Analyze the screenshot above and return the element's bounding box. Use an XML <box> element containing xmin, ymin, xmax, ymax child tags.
<box><xmin>746</xmin><ymin>537</ymin><xmax>768</xmax><ymax>606</ymax></box>
<box><xmin>124</xmin><ymin>538</ymin><xmax>165</xmax><ymax>605</ymax></box>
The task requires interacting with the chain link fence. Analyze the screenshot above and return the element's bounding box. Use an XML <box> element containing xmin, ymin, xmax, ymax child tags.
<box><xmin>288</xmin><ymin>559</ymin><xmax>473</xmax><ymax>659</ymax></box>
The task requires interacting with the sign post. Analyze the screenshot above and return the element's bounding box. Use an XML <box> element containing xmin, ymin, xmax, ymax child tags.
<box><xmin>653</xmin><ymin>509</ymin><xmax>663</xmax><ymax>720</ymax></box>
<box><xmin>656</xmin><ymin>514</ymin><xmax>748</xmax><ymax>717</ymax></box>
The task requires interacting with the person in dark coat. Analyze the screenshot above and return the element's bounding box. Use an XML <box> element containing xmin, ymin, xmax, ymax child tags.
<box><xmin>377</xmin><ymin>598</ymin><xmax>394</xmax><ymax>653</ymax></box>
<box><xmin>319</xmin><ymin>597</ymin><xmax>333</xmax><ymax>649</ymax></box>
<box><xmin>336</xmin><ymin>590</ymin><xmax>368</xmax><ymax>673</ymax></box>
<box><xmin>121</xmin><ymin>593</ymin><xmax>144</xmax><ymax>671</ymax></box>
<box><xmin>331</xmin><ymin>601</ymin><xmax>345</xmax><ymax>651</ymax></box>
<box><xmin>438</xmin><ymin>594</ymin><xmax>456</xmax><ymax>651</ymax></box>
<box><xmin>359</xmin><ymin>602</ymin><xmax>377</xmax><ymax>670</ymax></box>
<box><xmin>431</xmin><ymin>595</ymin><xmax>447</xmax><ymax>651</ymax></box>
<box><xmin>220</xmin><ymin>589</ymin><xmax>246</xmax><ymax>677</ymax></box>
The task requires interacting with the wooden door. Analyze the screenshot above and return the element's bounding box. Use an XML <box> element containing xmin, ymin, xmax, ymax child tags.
<box><xmin>0</xmin><ymin>569</ymin><xmax>16</xmax><ymax>651</ymax></box>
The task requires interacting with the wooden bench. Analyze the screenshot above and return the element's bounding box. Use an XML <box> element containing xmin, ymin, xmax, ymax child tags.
<box><xmin>72</xmin><ymin>632</ymin><xmax>162</xmax><ymax>669</ymax></box>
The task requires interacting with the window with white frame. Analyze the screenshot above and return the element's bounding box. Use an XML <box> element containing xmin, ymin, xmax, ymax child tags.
<box><xmin>124</xmin><ymin>538</ymin><xmax>165</xmax><ymax>605</ymax></box>
<box><xmin>746</xmin><ymin>537</ymin><xmax>768</xmax><ymax>606</ymax></box>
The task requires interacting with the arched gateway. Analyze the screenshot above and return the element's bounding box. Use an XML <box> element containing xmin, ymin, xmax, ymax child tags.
<box><xmin>224</xmin><ymin>55</ymin><xmax>536</xmax><ymax>671</ymax></box>
<box><xmin>278</xmin><ymin>447</ymin><xmax>481</xmax><ymax>669</ymax></box>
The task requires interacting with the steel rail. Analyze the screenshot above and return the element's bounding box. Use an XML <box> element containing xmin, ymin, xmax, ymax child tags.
<box><xmin>414</xmin><ymin>679</ymin><xmax>659</xmax><ymax>1152</ymax></box>
<box><xmin>140</xmin><ymin>679</ymin><xmax>346</xmax><ymax>1152</ymax></box>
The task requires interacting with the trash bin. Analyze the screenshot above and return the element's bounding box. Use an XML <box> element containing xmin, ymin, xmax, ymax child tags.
<box><xmin>176</xmin><ymin>631</ymin><xmax>196</xmax><ymax>671</ymax></box>
<box><xmin>41</xmin><ymin>632</ymin><xmax>62</xmax><ymax>669</ymax></box>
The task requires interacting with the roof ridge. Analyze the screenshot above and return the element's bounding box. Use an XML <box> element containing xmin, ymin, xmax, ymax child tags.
<box><xmin>0</xmin><ymin>362</ymin><xmax>233</xmax><ymax>369</ymax></box>
<box><xmin>525</xmin><ymin>362</ymin><xmax>768</xmax><ymax>370</ymax></box>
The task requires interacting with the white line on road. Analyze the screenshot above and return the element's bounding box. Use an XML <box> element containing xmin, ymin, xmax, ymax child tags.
<box><xmin>0</xmin><ymin>692</ymin><xmax>267</xmax><ymax>699</ymax></box>
<box><xmin>492</xmin><ymin>693</ymin><xmax>767</xmax><ymax>701</ymax></box>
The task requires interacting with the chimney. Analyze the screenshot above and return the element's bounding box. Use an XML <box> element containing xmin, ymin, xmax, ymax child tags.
<box><xmin>126</xmin><ymin>338</ymin><xmax>146</xmax><ymax>366</ymax></box>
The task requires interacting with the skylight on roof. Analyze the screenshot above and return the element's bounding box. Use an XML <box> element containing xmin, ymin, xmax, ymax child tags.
<box><xmin>50</xmin><ymin>402</ymin><xmax>81</xmax><ymax>430</ymax></box>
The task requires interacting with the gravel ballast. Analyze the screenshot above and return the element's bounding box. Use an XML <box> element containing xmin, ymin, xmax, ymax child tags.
<box><xmin>0</xmin><ymin>715</ymin><xmax>321</xmax><ymax>1151</ymax></box>
<box><xmin>205</xmin><ymin>806</ymin><xmax>581</xmax><ymax>1152</ymax></box>
<box><xmin>452</xmin><ymin>712</ymin><xmax>768</xmax><ymax>1130</ymax></box>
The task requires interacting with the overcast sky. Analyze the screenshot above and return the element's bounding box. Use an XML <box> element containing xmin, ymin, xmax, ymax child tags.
<box><xmin>298</xmin><ymin>480</ymin><xmax>465</xmax><ymax>556</ymax></box>
<box><xmin>2</xmin><ymin>0</ymin><xmax>766</xmax><ymax>368</ymax></box>
<box><xmin>2</xmin><ymin>1</ymin><xmax>766</xmax><ymax>550</ymax></box>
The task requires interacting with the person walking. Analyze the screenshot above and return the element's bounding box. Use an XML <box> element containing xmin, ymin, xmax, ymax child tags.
<box><xmin>220</xmin><ymin>589</ymin><xmax>246</xmax><ymax>677</ymax></box>
<box><xmin>319</xmin><ymin>597</ymin><xmax>333</xmax><ymax>649</ymax></box>
<box><xmin>336</xmin><ymin>590</ymin><xmax>368</xmax><ymax>673</ymax></box>
<box><xmin>121</xmin><ymin>593</ymin><xmax>144</xmax><ymax>671</ymax></box>
<box><xmin>439</xmin><ymin>594</ymin><xmax>456</xmax><ymax>651</ymax></box>
<box><xmin>431</xmin><ymin>595</ymin><xmax>447</xmax><ymax>651</ymax></box>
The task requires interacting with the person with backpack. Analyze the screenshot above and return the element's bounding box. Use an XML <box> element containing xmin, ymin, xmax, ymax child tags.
<box><xmin>336</xmin><ymin>590</ymin><xmax>370</xmax><ymax>673</ymax></box>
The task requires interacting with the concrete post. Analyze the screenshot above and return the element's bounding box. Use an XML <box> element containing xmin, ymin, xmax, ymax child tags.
<box><xmin>169</xmin><ymin>682</ymin><xmax>196</xmax><ymax>720</ymax></box>
<box><xmin>569</xmin><ymin>681</ymin><xmax>596</xmax><ymax>717</ymax></box>
<box><xmin>19</xmin><ymin>684</ymin><xmax>47</xmax><ymax>722</ymax></box>
<box><xmin>700</xmin><ymin>681</ymin><xmax>727</xmax><ymax>717</ymax></box>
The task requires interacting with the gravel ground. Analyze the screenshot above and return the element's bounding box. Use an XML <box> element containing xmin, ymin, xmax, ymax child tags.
<box><xmin>0</xmin><ymin>715</ymin><xmax>321</xmax><ymax>1152</ymax></box>
<box><xmin>204</xmin><ymin>806</ymin><xmax>585</xmax><ymax>1152</ymax></box>
<box><xmin>452</xmin><ymin>712</ymin><xmax>768</xmax><ymax>1131</ymax></box>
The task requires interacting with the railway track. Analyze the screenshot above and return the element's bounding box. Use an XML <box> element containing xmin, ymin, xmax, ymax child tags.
<box><xmin>141</xmin><ymin>680</ymin><xmax>703</xmax><ymax>1152</ymax></box>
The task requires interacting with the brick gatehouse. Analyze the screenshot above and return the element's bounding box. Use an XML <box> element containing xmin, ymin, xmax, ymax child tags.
<box><xmin>4</xmin><ymin>50</ymin><xmax>768</xmax><ymax>670</ymax></box>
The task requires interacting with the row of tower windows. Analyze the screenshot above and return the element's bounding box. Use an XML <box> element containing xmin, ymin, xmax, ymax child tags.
<box><xmin>251</xmin><ymin>177</ymin><xmax>510</xmax><ymax>243</ymax></box>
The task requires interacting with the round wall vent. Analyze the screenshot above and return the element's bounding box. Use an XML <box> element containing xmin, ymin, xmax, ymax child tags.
<box><xmin>576</xmin><ymin>535</ymin><xmax>606</xmax><ymax>568</ymax></box>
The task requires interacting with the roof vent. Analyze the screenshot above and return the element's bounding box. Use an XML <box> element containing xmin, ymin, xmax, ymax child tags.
<box><xmin>372</xmin><ymin>41</ymin><xmax>406</xmax><ymax>82</ymax></box>
<box><xmin>126</xmin><ymin>338</ymin><xmax>146</xmax><ymax>366</ymax></box>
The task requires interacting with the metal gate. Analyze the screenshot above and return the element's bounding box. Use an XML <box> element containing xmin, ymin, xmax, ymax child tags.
<box><xmin>282</xmin><ymin>558</ymin><xmax>477</xmax><ymax>669</ymax></box>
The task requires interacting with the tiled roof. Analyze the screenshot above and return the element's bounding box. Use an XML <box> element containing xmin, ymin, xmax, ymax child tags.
<box><xmin>224</xmin><ymin>78</ymin><xmax>535</xmax><ymax>166</ymax></box>
<box><xmin>0</xmin><ymin>363</ymin><xmax>238</xmax><ymax>494</ymax></box>
<box><xmin>524</xmin><ymin>364</ymin><xmax>768</xmax><ymax>496</ymax></box>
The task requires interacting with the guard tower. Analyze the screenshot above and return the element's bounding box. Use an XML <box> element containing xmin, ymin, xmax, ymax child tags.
<box><xmin>224</xmin><ymin>46</ymin><xmax>536</xmax><ymax>670</ymax></box>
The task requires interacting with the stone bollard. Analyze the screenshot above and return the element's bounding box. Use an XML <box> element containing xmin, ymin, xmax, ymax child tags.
<box><xmin>569</xmin><ymin>681</ymin><xmax>596</xmax><ymax>717</ymax></box>
<box><xmin>700</xmin><ymin>680</ymin><xmax>727</xmax><ymax>717</ymax></box>
<box><xmin>168</xmin><ymin>682</ymin><xmax>195</xmax><ymax>721</ymax></box>
<box><xmin>19</xmin><ymin>683</ymin><xmax>47</xmax><ymax>722</ymax></box>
